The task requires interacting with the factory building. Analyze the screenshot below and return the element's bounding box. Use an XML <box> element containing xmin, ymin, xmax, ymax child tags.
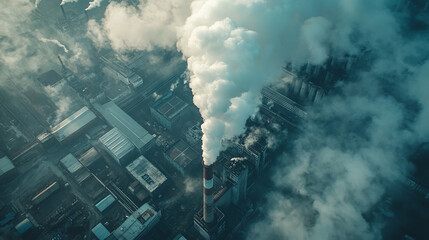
<box><xmin>95</xmin><ymin>194</ymin><xmax>116</xmax><ymax>213</ymax></box>
<box><xmin>126</xmin><ymin>156</ymin><xmax>167</xmax><ymax>196</ymax></box>
<box><xmin>150</xmin><ymin>92</ymin><xmax>189</xmax><ymax>130</ymax></box>
<box><xmin>78</xmin><ymin>147</ymin><xmax>102</xmax><ymax>171</ymax></box>
<box><xmin>112</xmin><ymin>203</ymin><xmax>162</xmax><ymax>240</ymax></box>
<box><xmin>60</xmin><ymin>153</ymin><xmax>91</xmax><ymax>184</ymax></box>
<box><xmin>221</xmin><ymin>160</ymin><xmax>248</xmax><ymax>205</ymax></box>
<box><xmin>0</xmin><ymin>155</ymin><xmax>16</xmax><ymax>183</ymax></box>
<box><xmin>31</xmin><ymin>181</ymin><xmax>60</xmax><ymax>205</ymax></box>
<box><xmin>99</xmin><ymin>128</ymin><xmax>138</xmax><ymax>166</ymax></box>
<box><xmin>164</xmin><ymin>140</ymin><xmax>199</xmax><ymax>175</ymax></box>
<box><xmin>100</xmin><ymin>56</ymin><xmax>143</xmax><ymax>88</ymax></box>
<box><xmin>185</xmin><ymin>122</ymin><xmax>203</xmax><ymax>151</ymax></box>
<box><xmin>194</xmin><ymin>165</ymin><xmax>226</xmax><ymax>240</ymax></box>
<box><xmin>15</xmin><ymin>218</ymin><xmax>33</xmax><ymax>235</ymax></box>
<box><xmin>95</xmin><ymin>101</ymin><xmax>155</xmax><ymax>154</ymax></box>
<box><xmin>261</xmin><ymin>87</ymin><xmax>307</xmax><ymax>120</ymax></box>
<box><xmin>91</xmin><ymin>223</ymin><xmax>112</xmax><ymax>240</ymax></box>
<box><xmin>50</xmin><ymin>106</ymin><xmax>97</xmax><ymax>143</ymax></box>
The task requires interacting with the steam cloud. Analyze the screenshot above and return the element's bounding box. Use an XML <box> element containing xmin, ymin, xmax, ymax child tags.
<box><xmin>86</xmin><ymin>0</ymin><xmax>103</xmax><ymax>11</ymax></box>
<box><xmin>39</xmin><ymin>38</ymin><xmax>69</xmax><ymax>53</ymax></box>
<box><xmin>60</xmin><ymin>0</ymin><xmax>79</xmax><ymax>5</ymax></box>
<box><xmin>90</xmin><ymin>0</ymin><xmax>429</xmax><ymax>239</ymax></box>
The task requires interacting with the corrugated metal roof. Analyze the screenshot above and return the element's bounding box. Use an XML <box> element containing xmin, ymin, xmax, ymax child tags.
<box><xmin>92</xmin><ymin>223</ymin><xmax>111</xmax><ymax>240</ymax></box>
<box><xmin>15</xmin><ymin>218</ymin><xmax>32</xmax><ymax>235</ymax></box>
<box><xmin>51</xmin><ymin>107</ymin><xmax>96</xmax><ymax>142</ymax></box>
<box><xmin>0</xmin><ymin>156</ymin><xmax>15</xmax><ymax>176</ymax></box>
<box><xmin>96</xmin><ymin>102</ymin><xmax>154</xmax><ymax>151</ymax></box>
<box><xmin>79</xmin><ymin>147</ymin><xmax>100</xmax><ymax>167</ymax></box>
<box><xmin>60</xmin><ymin>153</ymin><xmax>83</xmax><ymax>174</ymax></box>
<box><xmin>126</xmin><ymin>156</ymin><xmax>166</xmax><ymax>193</ymax></box>
<box><xmin>99</xmin><ymin>128</ymin><xmax>136</xmax><ymax>162</ymax></box>
<box><xmin>95</xmin><ymin>194</ymin><xmax>116</xmax><ymax>212</ymax></box>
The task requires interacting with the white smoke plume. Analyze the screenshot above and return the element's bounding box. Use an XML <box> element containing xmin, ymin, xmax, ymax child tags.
<box><xmin>39</xmin><ymin>38</ymin><xmax>69</xmax><ymax>53</ymax></box>
<box><xmin>86</xmin><ymin>0</ymin><xmax>103</xmax><ymax>11</ymax></box>
<box><xmin>35</xmin><ymin>0</ymin><xmax>42</xmax><ymax>8</ymax></box>
<box><xmin>60</xmin><ymin>0</ymin><xmax>79</xmax><ymax>5</ymax></box>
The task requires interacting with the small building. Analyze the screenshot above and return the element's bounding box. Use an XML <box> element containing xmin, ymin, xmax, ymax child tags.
<box><xmin>0</xmin><ymin>155</ymin><xmax>16</xmax><ymax>183</ymax></box>
<box><xmin>15</xmin><ymin>218</ymin><xmax>33</xmax><ymax>235</ymax></box>
<box><xmin>112</xmin><ymin>203</ymin><xmax>161</xmax><ymax>240</ymax></box>
<box><xmin>92</xmin><ymin>223</ymin><xmax>112</xmax><ymax>240</ymax></box>
<box><xmin>78</xmin><ymin>147</ymin><xmax>101</xmax><ymax>170</ymax></box>
<box><xmin>60</xmin><ymin>153</ymin><xmax>83</xmax><ymax>174</ymax></box>
<box><xmin>126</xmin><ymin>156</ymin><xmax>167</xmax><ymax>195</ymax></box>
<box><xmin>95</xmin><ymin>194</ymin><xmax>116</xmax><ymax>213</ymax></box>
<box><xmin>150</xmin><ymin>92</ymin><xmax>189</xmax><ymax>130</ymax></box>
<box><xmin>99</xmin><ymin>128</ymin><xmax>138</xmax><ymax>166</ymax></box>
<box><xmin>50</xmin><ymin>107</ymin><xmax>97</xmax><ymax>143</ymax></box>
<box><xmin>31</xmin><ymin>181</ymin><xmax>60</xmax><ymax>205</ymax></box>
<box><xmin>164</xmin><ymin>140</ymin><xmax>199</xmax><ymax>175</ymax></box>
<box><xmin>95</xmin><ymin>101</ymin><xmax>155</xmax><ymax>153</ymax></box>
<box><xmin>60</xmin><ymin>153</ymin><xmax>90</xmax><ymax>184</ymax></box>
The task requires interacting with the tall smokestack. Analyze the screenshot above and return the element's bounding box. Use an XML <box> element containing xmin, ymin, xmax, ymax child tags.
<box><xmin>58</xmin><ymin>56</ymin><xmax>66</xmax><ymax>71</ymax></box>
<box><xmin>60</xmin><ymin>5</ymin><xmax>67</xmax><ymax>19</ymax></box>
<box><xmin>203</xmin><ymin>164</ymin><xmax>214</xmax><ymax>224</ymax></box>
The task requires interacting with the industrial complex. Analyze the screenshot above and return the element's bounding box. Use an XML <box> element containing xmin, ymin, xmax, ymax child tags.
<box><xmin>1</xmin><ymin>1</ymin><xmax>429</xmax><ymax>240</ymax></box>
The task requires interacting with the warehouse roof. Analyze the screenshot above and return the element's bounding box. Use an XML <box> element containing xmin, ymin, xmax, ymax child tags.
<box><xmin>113</xmin><ymin>203</ymin><xmax>160</xmax><ymax>240</ymax></box>
<box><xmin>152</xmin><ymin>92</ymin><xmax>188</xmax><ymax>120</ymax></box>
<box><xmin>92</xmin><ymin>223</ymin><xmax>111</xmax><ymax>240</ymax></box>
<box><xmin>126</xmin><ymin>156</ymin><xmax>166</xmax><ymax>193</ymax></box>
<box><xmin>79</xmin><ymin>147</ymin><xmax>100</xmax><ymax>167</ymax></box>
<box><xmin>60</xmin><ymin>153</ymin><xmax>83</xmax><ymax>174</ymax></box>
<box><xmin>99</xmin><ymin>128</ymin><xmax>136</xmax><ymax>162</ymax></box>
<box><xmin>95</xmin><ymin>194</ymin><xmax>116</xmax><ymax>212</ymax></box>
<box><xmin>96</xmin><ymin>102</ymin><xmax>154</xmax><ymax>151</ymax></box>
<box><xmin>51</xmin><ymin>107</ymin><xmax>97</xmax><ymax>142</ymax></box>
<box><xmin>0</xmin><ymin>156</ymin><xmax>15</xmax><ymax>176</ymax></box>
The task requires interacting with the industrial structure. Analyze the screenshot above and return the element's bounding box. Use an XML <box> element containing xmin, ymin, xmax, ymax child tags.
<box><xmin>100</xmin><ymin>56</ymin><xmax>144</xmax><ymax>88</ymax></box>
<box><xmin>50</xmin><ymin>107</ymin><xmax>97</xmax><ymax>143</ymax></box>
<box><xmin>95</xmin><ymin>101</ymin><xmax>155</xmax><ymax>154</ymax></box>
<box><xmin>112</xmin><ymin>203</ymin><xmax>161</xmax><ymax>240</ymax></box>
<box><xmin>194</xmin><ymin>164</ymin><xmax>226</xmax><ymax>240</ymax></box>
<box><xmin>99</xmin><ymin>127</ymin><xmax>138</xmax><ymax>166</ymax></box>
<box><xmin>151</xmin><ymin>92</ymin><xmax>189</xmax><ymax>130</ymax></box>
<box><xmin>0</xmin><ymin>155</ymin><xmax>16</xmax><ymax>183</ymax></box>
<box><xmin>164</xmin><ymin>140</ymin><xmax>199</xmax><ymax>175</ymax></box>
<box><xmin>126</xmin><ymin>156</ymin><xmax>167</xmax><ymax>196</ymax></box>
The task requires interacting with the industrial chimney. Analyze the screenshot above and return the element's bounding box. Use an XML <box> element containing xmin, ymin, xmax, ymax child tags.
<box><xmin>58</xmin><ymin>56</ymin><xmax>66</xmax><ymax>72</ymax></box>
<box><xmin>203</xmin><ymin>164</ymin><xmax>214</xmax><ymax>224</ymax></box>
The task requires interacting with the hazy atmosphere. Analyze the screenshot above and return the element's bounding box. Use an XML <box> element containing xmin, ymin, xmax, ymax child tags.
<box><xmin>0</xmin><ymin>1</ymin><xmax>428</xmax><ymax>240</ymax></box>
